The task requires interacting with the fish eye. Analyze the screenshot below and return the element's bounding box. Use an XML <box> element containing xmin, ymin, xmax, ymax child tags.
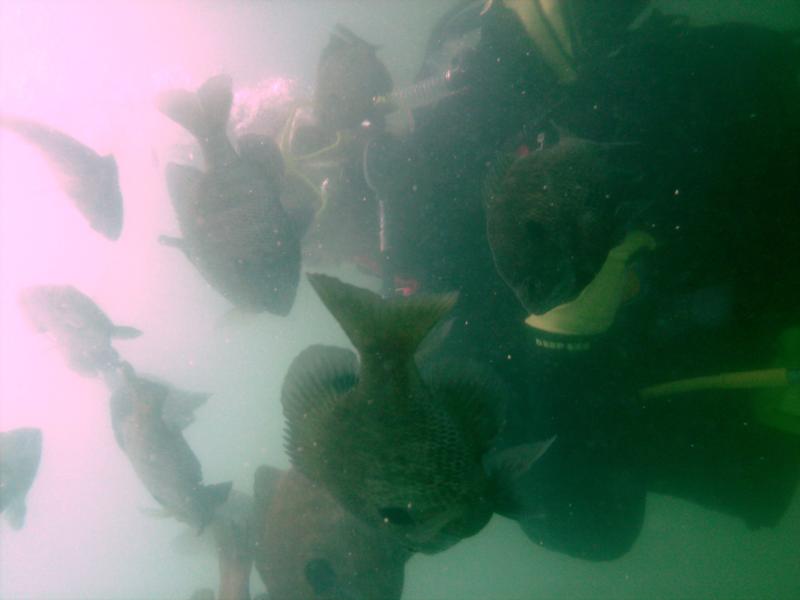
<box><xmin>304</xmin><ymin>558</ymin><xmax>336</xmax><ymax>596</ymax></box>
<box><xmin>378</xmin><ymin>506</ymin><xmax>415</xmax><ymax>526</ymax></box>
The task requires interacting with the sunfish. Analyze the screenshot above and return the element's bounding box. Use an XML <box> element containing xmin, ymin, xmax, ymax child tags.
<box><xmin>157</xmin><ymin>74</ymin><xmax>302</xmax><ymax>316</ymax></box>
<box><xmin>282</xmin><ymin>274</ymin><xmax>551</xmax><ymax>553</ymax></box>
<box><xmin>106</xmin><ymin>363</ymin><xmax>231</xmax><ymax>531</ymax></box>
<box><xmin>19</xmin><ymin>285</ymin><xmax>141</xmax><ymax>378</ymax></box>
<box><xmin>0</xmin><ymin>428</ymin><xmax>43</xmax><ymax>530</ymax></box>
<box><xmin>253</xmin><ymin>465</ymin><xmax>410</xmax><ymax>600</ymax></box>
<box><xmin>0</xmin><ymin>116</ymin><xmax>123</xmax><ymax>239</ymax></box>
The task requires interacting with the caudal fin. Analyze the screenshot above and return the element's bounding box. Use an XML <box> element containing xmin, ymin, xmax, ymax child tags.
<box><xmin>156</xmin><ymin>74</ymin><xmax>233</xmax><ymax>140</ymax></box>
<box><xmin>307</xmin><ymin>273</ymin><xmax>458</xmax><ymax>359</ymax></box>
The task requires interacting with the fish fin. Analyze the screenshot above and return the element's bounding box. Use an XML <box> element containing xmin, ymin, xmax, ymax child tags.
<box><xmin>253</xmin><ymin>465</ymin><xmax>284</xmax><ymax>512</ymax></box>
<box><xmin>161</xmin><ymin>389</ymin><xmax>210</xmax><ymax>432</ymax></box>
<box><xmin>157</xmin><ymin>89</ymin><xmax>209</xmax><ymax>138</ymax></box>
<box><xmin>425</xmin><ymin>361</ymin><xmax>506</xmax><ymax>455</ymax></box>
<box><xmin>196</xmin><ymin>74</ymin><xmax>233</xmax><ymax>135</ymax></box>
<box><xmin>199</xmin><ymin>481</ymin><xmax>233</xmax><ymax>519</ymax></box>
<box><xmin>164</xmin><ymin>162</ymin><xmax>203</xmax><ymax>214</ymax></box>
<box><xmin>486</xmin><ymin>438</ymin><xmax>556</xmax><ymax>517</ymax></box>
<box><xmin>281</xmin><ymin>345</ymin><xmax>358</xmax><ymax>476</ymax></box>
<box><xmin>111</xmin><ymin>325</ymin><xmax>142</xmax><ymax>339</ymax></box>
<box><xmin>5</xmin><ymin>499</ymin><xmax>27</xmax><ymax>530</ymax></box>
<box><xmin>484</xmin><ymin>437</ymin><xmax>556</xmax><ymax>480</ymax></box>
<box><xmin>237</xmin><ymin>134</ymin><xmax>284</xmax><ymax>179</ymax></box>
<box><xmin>171</xmin><ymin>526</ymin><xmax>214</xmax><ymax>557</ymax></box>
<box><xmin>307</xmin><ymin>273</ymin><xmax>458</xmax><ymax>357</ymax></box>
<box><xmin>158</xmin><ymin>234</ymin><xmax>190</xmax><ymax>257</ymax></box>
<box><xmin>415</xmin><ymin>317</ymin><xmax>454</xmax><ymax>366</ymax></box>
<box><xmin>332</xmin><ymin>23</ymin><xmax>378</xmax><ymax>50</ymax></box>
<box><xmin>157</xmin><ymin>75</ymin><xmax>231</xmax><ymax>139</ymax></box>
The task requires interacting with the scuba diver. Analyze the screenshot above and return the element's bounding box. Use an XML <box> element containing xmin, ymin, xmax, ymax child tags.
<box><xmin>354</xmin><ymin>0</ymin><xmax>800</xmax><ymax>561</ymax></box>
<box><xmin>267</xmin><ymin>0</ymin><xmax>799</xmax><ymax>562</ymax></box>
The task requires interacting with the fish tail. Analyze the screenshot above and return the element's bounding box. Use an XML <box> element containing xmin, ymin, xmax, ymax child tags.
<box><xmin>198</xmin><ymin>481</ymin><xmax>233</xmax><ymax>525</ymax></box>
<box><xmin>156</xmin><ymin>74</ymin><xmax>233</xmax><ymax>140</ymax></box>
<box><xmin>307</xmin><ymin>273</ymin><xmax>458</xmax><ymax>358</ymax></box>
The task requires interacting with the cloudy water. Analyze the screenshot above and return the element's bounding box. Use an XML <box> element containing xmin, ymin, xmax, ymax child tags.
<box><xmin>1</xmin><ymin>1</ymin><xmax>799</xmax><ymax>599</ymax></box>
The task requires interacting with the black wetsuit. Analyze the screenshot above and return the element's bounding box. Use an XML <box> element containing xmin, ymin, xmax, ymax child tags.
<box><xmin>375</xmin><ymin>7</ymin><xmax>800</xmax><ymax>560</ymax></box>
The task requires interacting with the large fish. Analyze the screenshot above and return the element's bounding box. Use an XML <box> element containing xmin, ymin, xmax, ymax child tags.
<box><xmin>0</xmin><ymin>428</ymin><xmax>43</xmax><ymax>530</ymax></box>
<box><xmin>282</xmin><ymin>274</ymin><xmax>550</xmax><ymax>553</ymax></box>
<box><xmin>106</xmin><ymin>363</ymin><xmax>231</xmax><ymax>530</ymax></box>
<box><xmin>19</xmin><ymin>285</ymin><xmax>141</xmax><ymax>377</ymax></box>
<box><xmin>0</xmin><ymin>116</ymin><xmax>123</xmax><ymax>240</ymax></box>
<box><xmin>157</xmin><ymin>75</ymin><xmax>301</xmax><ymax>316</ymax></box>
<box><xmin>484</xmin><ymin>132</ymin><xmax>623</xmax><ymax>315</ymax></box>
<box><xmin>253</xmin><ymin>465</ymin><xmax>410</xmax><ymax>600</ymax></box>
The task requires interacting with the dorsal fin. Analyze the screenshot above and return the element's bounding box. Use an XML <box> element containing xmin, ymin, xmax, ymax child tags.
<box><xmin>281</xmin><ymin>344</ymin><xmax>358</xmax><ymax>478</ymax></box>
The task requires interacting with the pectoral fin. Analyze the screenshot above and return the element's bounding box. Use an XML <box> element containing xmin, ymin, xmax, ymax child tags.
<box><xmin>164</xmin><ymin>162</ymin><xmax>203</xmax><ymax>217</ymax></box>
<box><xmin>5</xmin><ymin>498</ymin><xmax>27</xmax><ymax>530</ymax></box>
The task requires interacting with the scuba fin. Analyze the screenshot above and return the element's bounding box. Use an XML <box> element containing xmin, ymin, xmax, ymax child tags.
<box><xmin>525</xmin><ymin>230</ymin><xmax>655</xmax><ymax>338</ymax></box>
<box><xmin>639</xmin><ymin>365</ymin><xmax>800</xmax><ymax>436</ymax></box>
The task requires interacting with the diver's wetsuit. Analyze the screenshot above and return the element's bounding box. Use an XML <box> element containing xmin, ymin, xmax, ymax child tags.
<box><xmin>375</xmin><ymin>6</ymin><xmax>800</xmax><ymax>560</ymax></box>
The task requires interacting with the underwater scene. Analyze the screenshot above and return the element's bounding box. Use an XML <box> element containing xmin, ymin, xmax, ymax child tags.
<box><xmin>2</xmin><ymin>1</ymin><xmax>800</xmax><ymax>598</ymax></box>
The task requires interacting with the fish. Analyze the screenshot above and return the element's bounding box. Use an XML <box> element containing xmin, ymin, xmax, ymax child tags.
<box><xmin>0</xmin><ymin>116</ymin><xmax>124</xmax><ymax>239</ymax></box>
<box><xmin>107</xmin><ymin>362</ymin><xmax>231</xmax><ymax>531</ymax></box>
<box><xmin>156</xmin><ymin>74</ymin><xmax>301</xmax><ymax>316</ymax></box>
<box><xmin>281</xmin><ymin>274</ymin><xmax>550</xmax><ymax>553</ymax></box>
<box><xmin>253</xmin><ymin>465</ymin><xmax>410</xmax><ymax>600</ymax></box>
<box><xmin>19</xmin><ymin>285</ymin><xmax>142</xmax><ymax>377</ymax></box>
<box><xmin>0</xmin><ymin>428</ymin><xmax>43</xmax><ymax>530</ymax></box>
<box><xmin>314</xmin><ymin>24</ymin><xmax>393</xmax><ymax>131</ymax></box>
<box><xmin>484</xmin><ymin>131</ymin><xmax>626</xmax><ymax>315</ymax></box>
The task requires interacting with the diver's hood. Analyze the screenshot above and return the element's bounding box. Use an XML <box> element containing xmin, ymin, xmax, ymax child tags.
<box><xmin>484</xmin><ymin>0</ymin><xmax>649</xmax><ymax>83</ymax></box>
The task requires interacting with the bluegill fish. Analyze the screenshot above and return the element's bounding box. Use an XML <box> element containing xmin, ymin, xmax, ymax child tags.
<box><xmin>0</xmin><ymin>428</ymin><xmax>43</xmax><ymax>530</ymax></box>
<box><xmin>253</xmin><ymin>466</ymin><xmax>409</xmax><ymax>600</ymax></box>
<box><xmin>106</xmin><ymin>363</ymin><xmax>231</xmax><ymax>531</ymax></box>
<box><xmin>19</xmin><ymin>285</ymin><xmax>141</xmax><ymax>377</ymax></box>
<box><xmin>282</xmin><ymin>274</ymin><xmax>550</xmax><ymax>553</ymax></box>
<box><xmin>484</xmin><ymin>132</ymin><xmax>621</xmax><ymax>314</ymax></box>
<box><xmin>0</xmin><ymin>116</ymin><xmax>123</xmax><ymax>240</ymax></box>
<box><xmin>157</xmin><ymin>75</ymin><xmax>301</xmax><ymax>316</ymax></box>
